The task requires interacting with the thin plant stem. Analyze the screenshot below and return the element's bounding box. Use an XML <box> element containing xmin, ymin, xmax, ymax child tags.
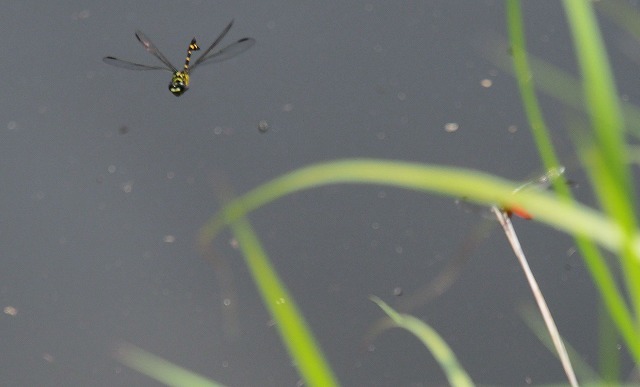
<box><xmin>491</xmin><ymin>206</ymin><xmax>578</xmax><ymax>387</ymax></box>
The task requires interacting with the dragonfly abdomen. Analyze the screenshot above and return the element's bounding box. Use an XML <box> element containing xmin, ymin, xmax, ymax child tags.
<box><xmin>184</xmin><ymin>38</ymin><xmax>200</xmax><ymax>71</ymax></box>
<box><xmin>168</xmin><ymin>38</ymin><xmax>200</xmax><ymax>97</ymax></box>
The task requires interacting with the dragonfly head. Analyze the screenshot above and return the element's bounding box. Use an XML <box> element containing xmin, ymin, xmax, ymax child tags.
<box><xmin>169</xmin><ymin>72</ymin><xmax>189</xmax><ymax>97</ymax></box>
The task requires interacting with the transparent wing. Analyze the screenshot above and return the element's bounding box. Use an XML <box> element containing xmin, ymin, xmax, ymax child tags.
<box><xmin>513</xmin><ymin>166</ymin><xmax>566</xmax><ymax>193</ymax></box>
<box><xmin>190</xmin><ymin>19</ymin><xmax>235</xmax><ymax>69</ymax></box>
<box><xmin>134</xmin><ymin>30</ymin><xmax>179</xmax><ymax>72</ymax></box>
<box><xmin>190</xmin><ymin>19</ymin><xmax>256</xmax><ymax>71</ymax></box>
<box><xmin>190</xmin><ymin>37</ymin><xmax>256</xmax><ymax>72</ymax></box>
<box><xmin>103</xmin><ymin>56</ymin><xmax>171</xmax><ymax>71</ymax></box>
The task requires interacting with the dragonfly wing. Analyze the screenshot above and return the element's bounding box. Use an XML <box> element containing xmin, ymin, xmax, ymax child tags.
<box><xmin>513</xmin><ymin>166</ymin><xmax>566</xmax><ymax>193</ymax></box>
<box><xmin>190</xmin><ymin>37</ymin><xmax>256</xmax><ymax>71</ymax></box>
<box><xmin>190</xmin><ymin>19</ymin><xmax>235</xmax><ymax>70</ymax></box>
<box><xmin>103</xmin><ymin>56</ymin><xmax>171</xmax><ymax>71</ymax></box>
<box><xmin>134</xmin><ymin>30</ymin><xmax>178</xmax><ymax>72</ymax></box>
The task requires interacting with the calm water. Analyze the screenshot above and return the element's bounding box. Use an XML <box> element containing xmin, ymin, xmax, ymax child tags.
<box><xmin>1</xmin><ymin>1</ymin><xmax>633</xmax><ymax>385</ymax></box>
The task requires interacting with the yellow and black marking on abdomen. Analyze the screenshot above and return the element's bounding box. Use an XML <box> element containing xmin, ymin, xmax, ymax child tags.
<box><xmin>183</xmin><ymin>38</ymin><xmax>200</xmax><ymax>71</ymax></box>
<box><xmin>169</xmin><ymin>38</ymin><xmax>201</xmax><ymax>96</ymax></box>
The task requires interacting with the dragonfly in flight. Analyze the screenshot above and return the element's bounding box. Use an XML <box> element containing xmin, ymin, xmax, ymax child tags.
<box><xmin>103</xmin><ymin>19</ymin><xmax>255</xmax><ymax>96</ymax></box>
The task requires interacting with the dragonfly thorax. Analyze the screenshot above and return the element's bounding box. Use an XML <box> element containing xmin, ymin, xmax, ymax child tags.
<box><xmin>169</xmin><ymin>72</ymin><xmax>190</xmax><ymax>96</ymax></box>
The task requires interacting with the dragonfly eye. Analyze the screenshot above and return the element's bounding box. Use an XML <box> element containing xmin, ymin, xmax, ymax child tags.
<box><xmin>169</xmin><ymin>82</ymin><xmax>187</xmax><ymax>96</ymax></box>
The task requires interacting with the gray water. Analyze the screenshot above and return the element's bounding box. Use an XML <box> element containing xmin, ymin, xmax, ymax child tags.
<box><xmin>1</xmin><ymin>1</ymin><xmax>630</xmax><ymax>385</ymax></box>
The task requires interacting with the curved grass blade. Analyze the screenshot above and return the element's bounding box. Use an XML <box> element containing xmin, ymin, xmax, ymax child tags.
<box><xmin>199</xmin><ymin>159</ymin><xmax>634</xmax><ymax>258</ymax></box>
<box><xmin>562</xmin><ymin>0</ymin><xmax>636</xmax><ymax>222</ymax></box>
<box><xmin>506</xmin><ymin>0</ymin><xmax>563</xmax><ymax>175</ymax></box>
<box><xmin>507</xmin><ymin>0</ymin><xmax>638</xmax><ymax>374</ymax></box>
<box><xmin>225</xmin><ymin>216</ymin><xmax>339</xmax><ymax>386</ymax></box>
<box><xmin>198</xmin><ymin>159</ymin><xmax>640</xmax><ymax>362</ymax></box>
<box><xmin>370</xmin><ymin>296</ymin><xmax>474</xmax><ymax>387</ymax></box>
<box><xmin>562</xmin><ymin>0</ymin><xmax>640</xmax><ymax>364</ymax></box>
<box><xmin>114</xmin><ymin>342</ymin><xmax>224</xmax><ymax>387</ymax></box>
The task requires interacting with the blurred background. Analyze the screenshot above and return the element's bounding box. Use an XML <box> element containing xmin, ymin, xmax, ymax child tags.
<box><xmin>1</xmin><ymin>1</ymin><xmax>634</xmax><ymax>385</ymax></box>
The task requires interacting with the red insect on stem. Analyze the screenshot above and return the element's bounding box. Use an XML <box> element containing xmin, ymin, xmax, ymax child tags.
<box><xmin>502</xmin><ymin>166</ymin><xmax>566</xmax><ymax>220</ymax></box>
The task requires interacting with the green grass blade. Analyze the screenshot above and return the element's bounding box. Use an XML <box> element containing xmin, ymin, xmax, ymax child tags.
<box><xmin>225</xmin><ymin>215</ymin><xmax>339</xmax><ymax>387</ymax></box>
<box><xmin>199</xmin><ymin>159</ymin><xmax>640</xmax><ymax>362</ymax></box>
<box><xmin>114</xmin><ymin>342</ymin><xmax>225</xmax><ymax>387</ymax></box>
<box><xmin>563</xmin><ymin>1</ymin><xmax>630</xmax><ymax>197</ymax></box>
<box><xmin>563</xmin><ymin>1</ymin><xmax>638</xmax><ymax>239</ymax></box>
<box><xmin>596</xmin><ymin>0</ymin><xmax>640</xmax><ymax>43</ymax></box>
<box><xmin>563</xmin><ymin>1</ymin><xmax>640</xmax><ymax>360</ymax></box>
<box><xmin>598</xmin><ymin>302</ymin><xmax>621</xmax><ymax>383</ymax></box>
<box><xmin>508</xmin><ymin>0</ymin><xmax>639</xmax><ymax>371</ymax></box>
<box><xmin>479</xmin><ymin>38</ymin><xmax>640</xmax><ymax>138</ymax></box>
<box><xmin>506</xmin><ymin>0</ymin><xmax>561</xmax><ymax>172</ymax></box>
<box><xmin>199</xmin><ymin>159</ymin><xmax>634</xmax><ymax>258</ymax></box>
<box><xmin>370</xmin><ymin>296</ymin><xmax>474</xmax><ymax>387</ymax></box>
